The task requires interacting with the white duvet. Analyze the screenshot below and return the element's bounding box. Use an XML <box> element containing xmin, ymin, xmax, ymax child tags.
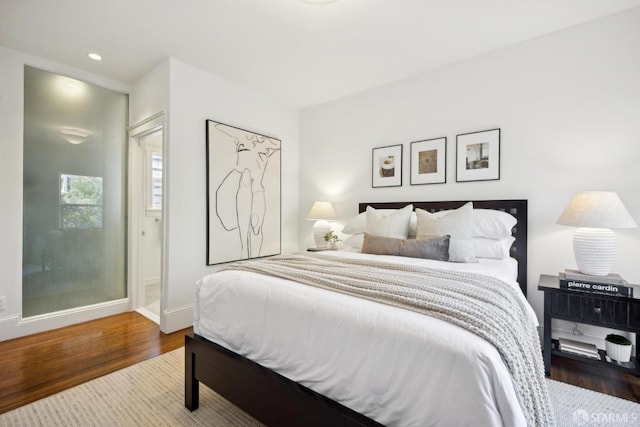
<box><xmin>194</xmin><ymin>251</ymin><xmax>535</xmax><ymax>427</ymax></box>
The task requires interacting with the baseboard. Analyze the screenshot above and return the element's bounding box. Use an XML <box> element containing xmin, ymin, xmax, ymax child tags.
<box><xmin>0</xmin><ymin>300</ymin><xmax>191</xmax><ymax>340</ymax></box>
<box><xmin>0</xmin><ymin>299</ymin><xmax>130</xmax><ymax>341</ymax></box>
<box><xmin>137</xmin><ymin>306</ymin><xmax>160</xmax><ymax>325</ymax></box>
<box><xmin>0</xmin><ymin>315</ymin><xmax>21</xmax><ymax>341</ymax></box>
<box><xmin>160</xmin><ymin>303</ymin><xmax>193</xmax><ymax>334</ymax></box>
<box><xmin>144</xmin><ymin>277</ymin><xmax>160</xmax><ymax>287</ymax></box>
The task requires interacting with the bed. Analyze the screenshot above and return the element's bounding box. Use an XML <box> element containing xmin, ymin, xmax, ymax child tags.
<box><xmin>185</xmin><ymin>199</ymin><xmax>552</xmax><ymax>426</ymax></box>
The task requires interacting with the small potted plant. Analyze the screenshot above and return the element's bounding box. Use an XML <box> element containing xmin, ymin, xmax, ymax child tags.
<box><xmin>605</xmin><ymin>334</ymin><xmax>632</xmax><ymax>363</ymax></box>
<box><xmin>324</xmin><ymin>231</ymin><xmax>340</xmax><ymax>250</ymax></box>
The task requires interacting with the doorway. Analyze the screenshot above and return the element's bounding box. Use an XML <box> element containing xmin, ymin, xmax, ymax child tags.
<box><xmin>128</xmin><ymin>113</ymin><xmax>165</xmax><ymax>324</ymax></box>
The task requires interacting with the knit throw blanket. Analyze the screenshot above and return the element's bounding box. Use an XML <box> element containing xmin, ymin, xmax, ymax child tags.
<box><xmin>221</xmin><ymin>253</ymin><xmax>556</xmax><ymax>427</ymax></box>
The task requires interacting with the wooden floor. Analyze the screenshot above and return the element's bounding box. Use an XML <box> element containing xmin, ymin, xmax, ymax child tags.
<box><xmin>549</xmin><ymin>355</ymin><xmax>640</xmax><ymax>403</ymax></box>
<box><xmin>0</xmin><ymin>312</ymin><xmax>638</xmax><ymax>417</ymax></box>
<box><xmin>0</xmin><ymin>312</ymin><xmax>192</xmax><ymax>415</ymax></box>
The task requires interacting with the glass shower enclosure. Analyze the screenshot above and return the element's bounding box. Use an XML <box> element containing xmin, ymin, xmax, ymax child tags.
<box><xmin>22</xmin><ymin>66</ymin><xmax>128</xmax><ymax>317</ymax></box>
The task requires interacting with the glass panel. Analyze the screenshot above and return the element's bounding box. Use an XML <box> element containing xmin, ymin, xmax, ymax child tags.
<box><xmin>22</xmin><ymin>66</ymin><xmax>128</xmax><ymax>317</ymax></box>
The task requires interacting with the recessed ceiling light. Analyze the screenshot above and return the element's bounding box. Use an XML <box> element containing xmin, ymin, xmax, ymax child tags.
<box><xmin>88</xmin><ymin>52</ymin><xmax>102</xmax><ymax>61</ymax></box>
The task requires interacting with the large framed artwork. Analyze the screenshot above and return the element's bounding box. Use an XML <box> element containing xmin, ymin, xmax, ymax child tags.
<box><xmin>206</xmin><ymin>120</ymin><xmax>281</xmax><ymax>265</ymax></box>
<box><xmin>372</xmin><ymin>144</ymin><xmax>402</xmax><ymax>188</ymax></box>
<box><xmin>410</xmin><ymin>137</ymin><xmax>446</xmax><ymax>185</ymax></box>
<box><xmin>456</xmin><ymin>128</ymin><xmax>500</xmax><ymax>182</ymax></box>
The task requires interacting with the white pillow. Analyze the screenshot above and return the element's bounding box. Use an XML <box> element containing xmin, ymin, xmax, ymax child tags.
<box><xmin>416</xmin><ymin>202</ymin><xmax>476</xmax><ymax>263</ymax></box>
<box><xmin>473</xmin><ymin>236</ymin><xmax>515</xmax><ymax>259</ymax></box>
<box><xmin>343</xmin><ymin>209</ymin><xmax>418</xmax><ymax>237</ymax></box>
<box><xmin>343</xmin><ymin>233</ymin><xmax>365</xmax><ymax>249</ymax></box>
<box><xmin>365</xmin><ymin>204</ymin><xmax>414</xmax><ymax>239</ymax></box>
<box><xmin>472</xmin><ymin>209</ymin><xmax>517</xmax><ymax>239</ymax></box>
<box><xmin>448</xmin><ymin>238</ymin><xmax>477</xmax><ymax>263</ymax></box>
<box><xmin>341</xmin><ymin>212</ymin><xmax>367</xmax><ymax>234</ymax></box>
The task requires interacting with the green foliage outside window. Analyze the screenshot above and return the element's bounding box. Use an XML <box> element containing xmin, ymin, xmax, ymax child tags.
<box><xmin>60</xmin><ymin>174</ymin><xmax>103</xmax><ymax>229</ymax></box>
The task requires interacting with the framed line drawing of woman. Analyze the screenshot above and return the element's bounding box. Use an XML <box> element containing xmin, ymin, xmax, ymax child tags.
<box><xmin>206</xmin><ymin>120</ymin><xmax>281</xmax><ymax>265</ymax></box>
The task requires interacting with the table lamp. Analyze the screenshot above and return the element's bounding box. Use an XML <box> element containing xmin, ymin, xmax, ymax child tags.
<box><xmin>557</xmin><ymin>191</ymin><xmax>636</xmax><ymax>276</ymax></box>
<box><xmin>307</xmin><ymin>201</ymin><xmax>336</xmax><ymax>248</ymax></box>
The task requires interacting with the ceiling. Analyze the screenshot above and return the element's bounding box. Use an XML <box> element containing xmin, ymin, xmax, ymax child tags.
<box><xmin>2</xmin><ymin>0</ymin><xmax>640</xmax><ymax>109</ymax></box>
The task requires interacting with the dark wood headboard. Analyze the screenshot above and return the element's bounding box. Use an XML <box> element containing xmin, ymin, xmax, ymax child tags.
<box><xmin>358</xmin><ymin>200</ymin><xmax>528</xmax><ymax>296</ymax></box>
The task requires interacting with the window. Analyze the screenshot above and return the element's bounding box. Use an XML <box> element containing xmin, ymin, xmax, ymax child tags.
<box><xmin>150</xmin><ymin>152</ymin><xmax>163</xmax><ymax>210</ymax></box>
<box><xmin>60</xmin><ymin>174</ymin><xmax>103</xmax><ymax>229</ymax></box>
<box><xmin>145</xmin><ymin>147</ymin><xmax>163</xmax><ymax>213</ymax></box>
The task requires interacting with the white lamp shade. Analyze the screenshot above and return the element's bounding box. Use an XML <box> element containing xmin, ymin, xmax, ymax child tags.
<box><xmin>557</xmin><ymin>191</ymin><xmax>636</xmax><ymax>229</ymax></box>
<box><xmin>557</xmin><ymin>191</ymin><xmax>636</xmax><ymax>276</ymax></box>
<box><xmin>307</xmin><ymin>201</ymin><xmax>336</xmax><ymax>221</ymax></box>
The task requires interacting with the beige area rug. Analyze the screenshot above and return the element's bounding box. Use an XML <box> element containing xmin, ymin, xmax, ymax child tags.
<box><xmin>0</xmin><ymin>349</ymin><xmax>263</xmax><ymax>427</ymax></box>
<box><xmin>1</xmin><ymin>348</ymin><xmax>639</xmax><ymax>426</ymax></box>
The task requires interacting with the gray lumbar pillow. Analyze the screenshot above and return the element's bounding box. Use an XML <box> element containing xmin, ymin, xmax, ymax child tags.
<box><xmin>361</xmin><ymin>233</ymin><xmax>450</xmax><ymax>261</ymax></box>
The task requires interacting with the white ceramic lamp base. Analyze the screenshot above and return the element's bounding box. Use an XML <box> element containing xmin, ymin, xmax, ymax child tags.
<box><xmin>312</xmin><ymin>220</ymin><xmax>331</xmax><ymax>248</ymax></box>
<box><xmin>573</xmin><ymin>227</ymin><xmax>616</xmax><ymax>276</ymax></box>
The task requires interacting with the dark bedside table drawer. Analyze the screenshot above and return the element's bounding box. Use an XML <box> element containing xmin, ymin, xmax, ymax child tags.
<box><xmin>629</xmin><ymin>304</ymin><xmax>640</xmax><ymax>327</ymax></box>
<box><xmin>550</xmin><ymin>293</ymin><xmax>629</xmax><ymax>328</ymax></box>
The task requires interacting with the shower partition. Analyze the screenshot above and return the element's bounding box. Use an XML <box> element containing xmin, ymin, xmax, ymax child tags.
<box><xmin>22</xmin><ymin>66</ymin><xmax>128</xmax><ymax>317</ymax></box>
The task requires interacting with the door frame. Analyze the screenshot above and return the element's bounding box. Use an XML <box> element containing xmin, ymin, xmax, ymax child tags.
<box><xmin>128</xmin><ymin>112</ymin><xmax>166</xmax><ymax>324</ymax></box>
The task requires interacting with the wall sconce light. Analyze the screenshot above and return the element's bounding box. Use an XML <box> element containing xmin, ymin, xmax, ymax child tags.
<box><xmin>58</xmin><ymin>127</ymin><xmax>92</xmax><ymax>145</ymax></box>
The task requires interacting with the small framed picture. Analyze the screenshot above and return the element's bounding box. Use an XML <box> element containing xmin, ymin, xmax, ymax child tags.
<box><xmin>410</xmin><ymin>137</ymin><xmax>446</xmax><ymax>185</ymax></box>
<box><xmin>456</xmin><ymin>128</ymin><xmax>500</xmax><ymax>182</ymax></box>
<box><xmin>372</xmin><ymin>144</ymin><xmax>402</xmax><ymax>188</ymax></box>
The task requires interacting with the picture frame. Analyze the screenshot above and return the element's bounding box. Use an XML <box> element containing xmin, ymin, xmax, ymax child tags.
<box><xmin>456</xmin><ymin>128</ymin><xmax>500</xmax><ymax>182</ymax></box>
<box><xmin>205</xmin><ymin>120</ymin><xmax>281</xmax><ymax>265</ymax></box>
<box><xmin>410</xmin><ymin>137</ymin><xmax>447</xmax><ymax>185</ymax></box>
<box><xmin>372</xmin><ymin>144</ymin><xmax>403</xmax><ymax>188</ymax></box>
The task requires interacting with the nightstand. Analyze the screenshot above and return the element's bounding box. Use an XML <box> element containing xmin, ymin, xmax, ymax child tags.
<box><xmin>538</xmin><ymin>274</ymin><xmax>640</xmax><ymax>376</ymax></box>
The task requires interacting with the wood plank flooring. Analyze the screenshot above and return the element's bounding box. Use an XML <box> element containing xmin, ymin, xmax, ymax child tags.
<box><xmin>0</xmin><ymin>311</ymin><xmax>638</xmax><ymax>417</ymax></box>
<box><xmin>0</xmin><ymin>312</ymin><xmax>192</xmax><ymax>414</ymax></box>
<box><xmin>550</xmin><ymin>355</ymin><xmax>640</xmax><ymax>403</ymax></box>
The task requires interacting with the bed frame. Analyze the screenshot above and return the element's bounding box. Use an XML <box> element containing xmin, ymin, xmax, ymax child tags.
<box><xmin>185</xmin><ymin>199</ymin><xmax>528</xmax><ymax>426</ymax></box>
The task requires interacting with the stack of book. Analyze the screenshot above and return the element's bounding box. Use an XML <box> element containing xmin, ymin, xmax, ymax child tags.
<box><xmin>558</xmin><ymin>338</ymin><xmax>600</xmax><ymax>359</ymax></box>
<box><xmin>558</xmin><ymin>269</ymin><xmax>633</xmax><ymax>298</ymax></box>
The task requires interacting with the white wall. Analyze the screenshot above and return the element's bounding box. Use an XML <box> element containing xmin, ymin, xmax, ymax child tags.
<box><xmin>160</xmin><ymin>58</ymin><xmax>300</xmax><ymax>332</ymax></box>
<box><xmin>299</xmin><ymin>8</ymin><xmax>640</xmax><ymax>335</ymax></box>
<box><xmin>128</xmin><ymin>59</ymin><xmax>169</xmax><ymax>323</ymax></box>
<box><xmin>0</xmin><ymin>47</ymin><xmax>24</xmax><ymax>336</ymax></box>
<box><xmin>129</xmin><ymin>60</ymin><xmax>170</xmax><ymax>126</ymax></box>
